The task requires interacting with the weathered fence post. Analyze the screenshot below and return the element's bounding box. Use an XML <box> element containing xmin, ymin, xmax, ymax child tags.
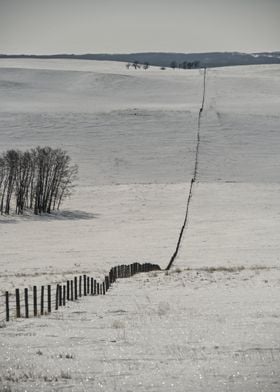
<box><xmin>47</xmin><ymin>285</ymin><xmax>51</xmax><ymax>313</ymax></box>
<box><xmin>74</xmin><ymin>277</ymin><xmax>78</xmax><ymax>300</ymax></box>
<box><xmin>71</xmin><ymin>280</ymin><xmax>74</xmax><ymax>301</ymax></box>
<box><xmin>90</xmin><ymin>278</ymin><xmax>93</xmax><ymax>295</ymax></box>
<box><xmin>83</xmin><ymin>275</ymin><xmax>87</xmax><ymax>296</ymax></box>
<box><xmin>66</xmin><ymin>280</ymin><xmax>70</xmax><ymax>301</ymax></box>
<box><xmin>41</xmin><ymin>286</ymin><xmax>44</xmax><ymax>315</ymax></box>
<box><xmin>94</xmin><ymin>280</ymin><xmax>97</xmax><ymax>295</ymax></box>
<box><xmin>5</xmin><ymin>291</ymin><xmax>9</xmax><ymax>322</ymax></box>
<box><xmin>105</xmin><ymin>276</ymin><xmax>109</xmax><ymax>291</ymax></box>
<box><xmin>59</xmin><ymin>285</ymin><xmax>62</xmax><ymax>307</ymax></box>
<box><xmin>15</xmin><ymin>288</ymin><xmax>20</xmax><ymax>318</ymax></box>
<box><xmin>79</xmin><ymin>276</ymin><xmax>82</xmax><ymax>297</ymax></box>
<box><xmin>33</xmin><ymin>286</ymin><xmax>37</xmax><ymax>316</ymax></box>
<box><xmin>24</xmin><ymin>288</ymin><xmax>29</xmax><ymax>318</ymax></box>
<box><xmin>63</xmin><ymin>285</ymin><xmax>66</xmax><ymax>306</ymax></box>
<box><xmin>97</xmin><ymin>283</ymin><xmax>100</xmax><ymax>295</ymax></box>
<box><xmin>102</xmin><ymin>281</ymin><xmax>106</xmax><ymax>295</ymax></box>
<box><xmin>87</xmin><ymin>277</ymin><xmax>90</xmax><ymax>294</ymax></box>
<box><xmin>109</xmin><ymin>269</ymin><xmax>113</xmax><ymax>284</ymax></box>
<box><xmin>55</xmin><ymin>285</ymin><xmax>59</xmax><ymax>310</ymax></box>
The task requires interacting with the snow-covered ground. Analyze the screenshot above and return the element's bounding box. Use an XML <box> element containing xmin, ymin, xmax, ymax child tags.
<box><xmin>0</xmin><ymin>60</ymin><xmax>280</xmax><ymax>391</ymax></box>
<box><xmin>1</xmin><ymin>268</ymin><xmax>280</xmax><ymax>392</ymax></box>
<box><xmin>0</xmin><ymin>60</ymin><xmax>201</xmax><ymax>292</ymax></box>
<box><xmin>176</xmin><ymin>65</ymin><xmax>280</xmax><ymax>269</ymax></box>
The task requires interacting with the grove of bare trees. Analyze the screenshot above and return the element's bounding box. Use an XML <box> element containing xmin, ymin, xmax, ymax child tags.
<box><xmin>0</xmin><ymin>146</ymin><xmax>78</xmax><ymax>215</ymax></box>
<box><xmin>170</xmin><ymin>61</ymin><xmax>200</xmax><ymax>69</ymax></box>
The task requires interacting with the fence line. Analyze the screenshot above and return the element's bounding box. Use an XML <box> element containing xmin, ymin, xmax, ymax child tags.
<box><xmin>166</xmin><ymin>68</ymin><xmax>207</xmax><ymax>270</ymax></box>
<box><xmin>0</xmin><ymin>262</ymin><xmax>161</xmax><ymax>325</ymax></box>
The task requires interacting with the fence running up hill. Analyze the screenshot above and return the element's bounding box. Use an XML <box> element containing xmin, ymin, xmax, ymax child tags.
<box><xmin>0</xmin><ymin>262</ymin><xmax>161</xmax><ymax>324</ymax></box>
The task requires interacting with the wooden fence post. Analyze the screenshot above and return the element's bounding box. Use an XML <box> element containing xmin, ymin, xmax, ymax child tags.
<box><xmin>97</xmin><ymin>283</ymin><xmax>100</xmax><ymax>295</ymax></box>
<box><xmin>71</xmin><ymin>280</ymin><xmax>74</xmax><ymax>301</ymax></box>
<box><xmin>109</xmin><ymin>269</ymin><xmax>113</xmax><ymax>284</ymax></box>
<box><xmin>33</xmin><ymin>286</ymin><xmax>37</xmax><ymax>316</ymax></box>
<box><xmin>87</xmin><ymin>277</ymin><xmax>90</xmax><ymax>294</ymax></box>
<box><xmin>5</xmin><ymin>291</ymin><xmax>9</xmax><ymax>322</ymax></box>
<box><xmin>74</xmin><ymin>277</ymin><xmax>78</xmax><ymax>300</ymax></box>
<box><xmin>24</xmin><ymin>288</ymin><xmax>29</xmax><ymax>318</ymax></box>
<box><xmin>102</xmin><ymin>281</ymin><xmax>106</xmax><ymax>295</ymax></box>
<box><xmin>15</xmin><ymin>288</ymin><xmax>20</xmax><ymax>318</ymax></box>
<box><xmin>59</xmin><ymin>285</ymin><xmax>62</xmax><ymax>307</ymax></box>
<box><xmin>90</xmin><ymin>278</ymin><xmax>93</xmax><ymax>295</ymax></box>
<box><xmin>55</xmin><ymin>285</ymin><xmax>59</xmax><ymax>310</ymax></box>
<box><xmin>63</xmin><ymin>285</ymin><xmax>66</xmax><ymax>306</ymax></box>
<box><xmin>41</xmin><ymin>286</ymin><xmax>44</xmax><ymax>315</ymax></box>
<box><xmin>105</xmin><ymin>276</ymin><xmax>109</xmax><ymax>291</ymax></box>
<box><xmin>67</xmin><ymin>281</ymin><xmax>70</xmax><ymax>301</ymax></box>
<box><xmin>47</xmin><ymin>285</ymin><xmax>51</xmax><ymax>313</ymax></box>
<box><xmin>79</xmin><ymin>276</ymin><xmax>82</xmax><ymax>297</ymax></box>
<box><xmin>94</xmin><ymin>280</ymin><xmax>97</xmax><ymax>295</ymax></box>
<box><xmin>110</xmin><ymin>269</ymin><xmax>113</xmax><ymax>283</ymax></box>
<box><xmin>83</xmin><ymin>275</ymin><xmax>87</xmax><ymax>296</ymax></box>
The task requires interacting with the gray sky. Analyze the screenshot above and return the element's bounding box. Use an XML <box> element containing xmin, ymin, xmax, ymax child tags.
<box><xmin>0</xmin><ymin>0</ymin><xmax>279</xmax><ymax>54</ymax></box>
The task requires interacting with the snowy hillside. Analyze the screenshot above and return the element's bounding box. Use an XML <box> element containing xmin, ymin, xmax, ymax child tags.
<box><xmin>0</xmin><ymin>59</ymin><xmax>203</xmax><ymax>290</ymax></box>
<box><xmin>0</xmin><ymin>60</ymin><xmax>280</xmax><ymax>391</ymax></box>
<box><xmin>176</xmin><ymin>65</ymin><xmax>280</xmax><ymax>269</ymax></box>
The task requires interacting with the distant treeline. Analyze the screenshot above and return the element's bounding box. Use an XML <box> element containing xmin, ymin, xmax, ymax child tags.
<box><xmin>126</xmin><ymin>60</ymin><xmax>200</xmax><ymax>70</ymax></box>
<box><xmin>0</xmin><ymin>147</ymin><xmax>77</xmax><ymax>215</ymax></box>
<box><xmin>1</xmin><ymin>52</ymin><xmax>280</xmax><ymax>68</ymax></box>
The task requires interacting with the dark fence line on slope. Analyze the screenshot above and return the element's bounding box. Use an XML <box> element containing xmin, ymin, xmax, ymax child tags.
<box><xmin>166</xmin><ymin>68</ymin><xmax>207</xmax><ymax>270</ymax></box>
<box><xmin>0</xmin><ymin>262</ymin><xmax>161</xmax><ymax>324</ymax></box>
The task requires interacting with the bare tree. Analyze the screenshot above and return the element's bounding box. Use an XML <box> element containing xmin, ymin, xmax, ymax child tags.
<box><xmin>170</xmin><ymin>61</ymin><xmax>177</xmax><ymax>70</ymax></box>
<box><xmin>181</xmin><ymin>61</ymin><xmax>187</xmax><ymax>70</ymax></box>
<box><xmin>132</xmin><ymin>60</ymin><xmax>140</xmax><ymax>69</ymax></box>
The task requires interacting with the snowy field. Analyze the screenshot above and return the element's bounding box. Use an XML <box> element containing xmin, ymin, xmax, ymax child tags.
<box><xmin>0</xmin><ymin>60</ymin><xmax>201</xmax><ymax>291</ymax></box>
<box><xmin>0</xmin><ymin>59</ymin><xmax>280</xmax><ymax>391</ymax></box>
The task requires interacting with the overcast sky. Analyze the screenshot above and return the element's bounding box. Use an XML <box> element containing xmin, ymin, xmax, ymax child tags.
<box><xmin>0</xmin><ymin>0</ymin><xmax>279</xmax><ymax>54</ymax></box>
